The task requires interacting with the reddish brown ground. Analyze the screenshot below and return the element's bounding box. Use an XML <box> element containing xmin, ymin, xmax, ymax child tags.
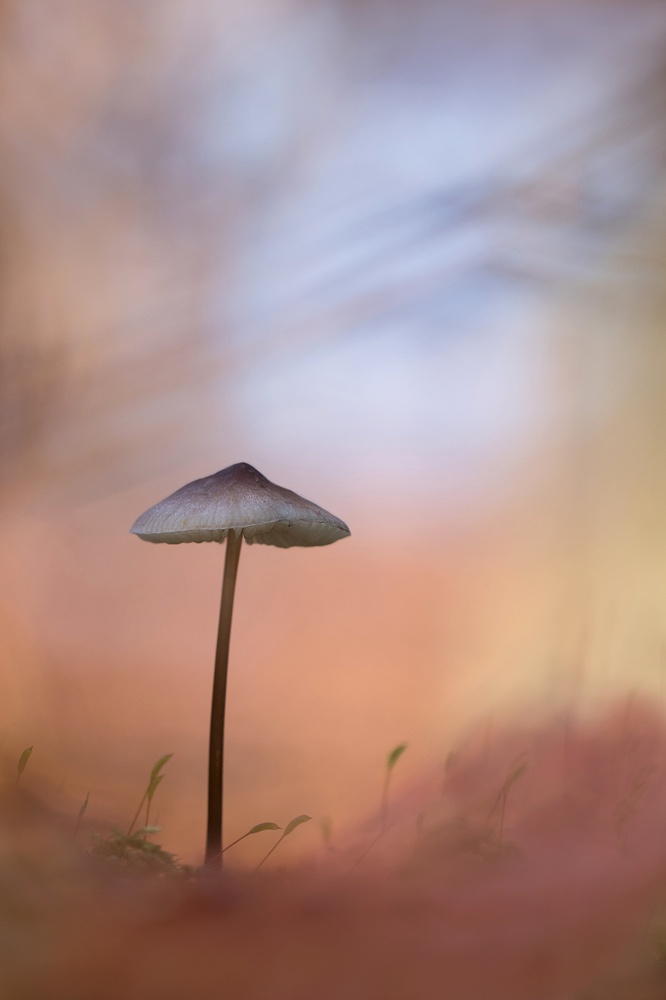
<box><xmin>2</xmin><ymin>699</ymin><xmax>666</xmax><ymax>1000</ymax></box>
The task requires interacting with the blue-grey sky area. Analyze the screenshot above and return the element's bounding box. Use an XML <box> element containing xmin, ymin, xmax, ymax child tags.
<box><xmin>199</xmin><ymin>0</ymin><xmax>666</xmax><ymax>511</ymax></box>
<box><xmin>3</xmin><ymin>0</ymin><xmax>663</xmax><ymax>511</ymax></box>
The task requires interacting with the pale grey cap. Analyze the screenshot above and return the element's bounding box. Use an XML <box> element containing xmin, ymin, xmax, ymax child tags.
<box><xmin>130</xmin><ymin>462</ymin><xmax>350</xmax><ymax>548</ymax></box>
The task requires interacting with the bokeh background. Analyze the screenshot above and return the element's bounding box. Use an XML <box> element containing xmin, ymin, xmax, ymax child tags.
<box><xmin>2</xmin><ymin>0</ymin><xmax>666</xmax><ymax>864</ymax></box>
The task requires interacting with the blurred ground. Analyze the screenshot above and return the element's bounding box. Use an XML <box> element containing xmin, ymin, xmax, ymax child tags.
<box><xmin>1</xmin><ymin>0</ymin><xmax>666</xmax><ymax>874</ymax></box>
<box><xmin>4</xmin><ymin>701</ymin><xmax>666</xmax><ymax>999</ymax></box>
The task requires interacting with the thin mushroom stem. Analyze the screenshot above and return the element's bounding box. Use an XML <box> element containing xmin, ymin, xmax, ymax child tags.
<box><xmin>206</xmin><ymin>529</ymin><xmax>243</xmax><ymax>868</ymax></box>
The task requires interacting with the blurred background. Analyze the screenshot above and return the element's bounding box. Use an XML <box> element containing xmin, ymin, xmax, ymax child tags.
<box><xmin>1</xmin><ymin>0</ymin><xmax>666</xmax><ymax>864</ymax></box>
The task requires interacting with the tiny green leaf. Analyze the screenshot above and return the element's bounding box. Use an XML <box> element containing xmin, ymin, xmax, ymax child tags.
<box><xmin>222</xmin><ymin>822</ymin><xmax>282</xmax><ymax>853</ymax></box>
<box><xmin>74</xmin><ymin>790</ymin><xmax>90</xmax><ymax>840</ymax></box>
<box><xmin>387</xmin><ymin>743</ymin><xmax>408</xmax><ymax>771</ymax></box>
<box><xmin>256</xmin><ymin>815</ymin><xmax>312</xmax><ymax>868</ymax></box>
<box><xmin>150</xmin><ymin>754</ymin><xmax>173</xmax><ymax>783</ymax></box>
<box><xmin>247</xmin><ymin>822</ymin><xmax>281</xmax><ymax>835</ymax></box>
<box><xmin>146</xmin><ymin>774</ymin><xmax>164</xmax><ymax>804</ymax></box>
<box><xmin>78</xmin><ymin>792</ymin><xmax>90</xmax><ymax>821</ymax></box>
<box><xmin>127</xmin><ymin>754</ymin><xmax>173</xmax><ymax>836</ymax></box>
<box><xmin>283</xmin><ymin>814</ymin><xmax>312</xmax><ymax>837</ymax></box>
<box><xmin>17</xmin><ymin>746</ymin><xmax>33</xmax><ymax>781</ymax></box>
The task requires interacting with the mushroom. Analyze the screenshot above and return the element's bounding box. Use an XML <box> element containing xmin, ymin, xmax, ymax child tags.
<box><xmin>130</xmin><ymin>462</ymin><xmax>350</xmax><ymax>867</ymax></box>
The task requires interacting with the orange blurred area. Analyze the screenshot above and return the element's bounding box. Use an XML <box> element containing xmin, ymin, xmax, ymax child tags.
<box><xmin>6</xmin><ymin>3</ymin><xmax>666</xmax><ymax>997</ymax></box>
<box><xmin>1</xmin><ymin>0</ymin><xmax>666</xmax><ymax>879</ymax></box>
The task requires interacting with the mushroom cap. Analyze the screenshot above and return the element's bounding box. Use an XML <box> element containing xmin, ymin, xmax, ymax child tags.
<box><xmin>130</xmin><ymin>462</ymin><xmax>351</xmax><ymax>548</ymax></box>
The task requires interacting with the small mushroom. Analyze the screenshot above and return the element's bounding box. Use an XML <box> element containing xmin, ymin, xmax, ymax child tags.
<box><xmin>131</xmin><ymin>462</ymin><xmax>350</xmax><ymax>867</ymax></box>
